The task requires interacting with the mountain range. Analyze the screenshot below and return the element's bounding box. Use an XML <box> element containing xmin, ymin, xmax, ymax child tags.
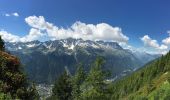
<box><xmin>5</xmin><ymin>38</ymin><xmax>160</xmax><ymax>83</ymax></box>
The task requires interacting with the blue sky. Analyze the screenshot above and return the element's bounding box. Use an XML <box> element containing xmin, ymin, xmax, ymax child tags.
<box><xmin>0</xmin><ymin>0</ymin><xmax>170</xmax><ymax>54</ymax></box>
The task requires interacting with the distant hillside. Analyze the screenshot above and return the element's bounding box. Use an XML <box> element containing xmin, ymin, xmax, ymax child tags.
<box><xmin>5</xmin><ymin>38</ymin><xmax>160</xmax><ymax>84</ymax></box>
<box><xmin>109</xmin><ymin>51</ymin><xmax>170</xmax><ymax>99</ymax></box>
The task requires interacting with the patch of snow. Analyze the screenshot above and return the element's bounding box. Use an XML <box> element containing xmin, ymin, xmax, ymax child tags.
<box><xmin>42</xmin><ymin>43</ymin><xmax>47</xmax><ymax>47</ymax></box>
<box><xmin>78</xmin><ymin>42</ymin><xmax>88</xmax><ymax>47</ymax></box>
<box><xmin>65</xmin><ymin>52</ymin><xmax>72</xmax><ymax>55</ymax></box>
<box><xmin>61</xmin><ymin>41</ymin><xmax>75</xmax><ymax>50</ymax></box>
<box><xmin>91</xmin><ymin>43</ymin><xmax>100</xmax><ymax>49</ymax></box>
<box><xmin>26</xmin><ymin>44</ymin><xmax>36</xmax><ymax>48</ymax></box>
<box><xmin>46</xmin><ymin>43</ymin><xmax>53</xmax><ymax>49</ymax></box>
<box><xmin>98</xmin><ymin>44</ymin><xmax>116</xmax><ymax>51</ymax></box>
<box><xmin>61</xmin><ymin>41</ymin><xmax>68</xmax><ymax>48</ymax></box>
<box><xmin>68</xmin><ymin>43</ymin><xmax>75</xmax><ymax>50</ymax></box>
<box><xmin>43</xmin><ymin>48</ymin><xmax>56</xmax><ymax>54</ymax></box>
<box><xmin>18</xmin><ymin>46</ymin><xmax>22</xmax><ymax>50</ymax></box>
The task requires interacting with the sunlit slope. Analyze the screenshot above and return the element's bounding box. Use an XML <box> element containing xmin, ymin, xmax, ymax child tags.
<box><xmin>110</xmin><ymin>52</ymin><xmax>170</xmax><ymax>100</ymax></box>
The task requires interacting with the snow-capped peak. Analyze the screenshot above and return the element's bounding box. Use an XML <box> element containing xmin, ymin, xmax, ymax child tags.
<box><xmin>26</xmin><ymin>44</ymin><xmax>36</xmax><ymax>48</ymax></box>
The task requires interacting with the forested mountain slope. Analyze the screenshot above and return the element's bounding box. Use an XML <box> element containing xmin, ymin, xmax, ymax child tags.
<box><xmin>109</xmin><ymin>51</ymin><xmax>170</xmax><ymax>99</ymax></box>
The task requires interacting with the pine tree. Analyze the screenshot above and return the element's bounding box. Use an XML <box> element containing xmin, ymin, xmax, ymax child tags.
<box><xmin>28</xmin><ymin>83</ymin><xmax>40</xmax><ymax>100</ymax></box>
<box><xmin>72</xmin><ymin>64</ymin><xmax>85</xmax><ymax>100</ymax></box>
<box><xmin>80</xmin><ymin>57</ymin><xmax>110</xmax><ymax>100</ymax></box>
<box><xmin>51</xmin><ymin>69</ymin><xmax>72</xmax><ymax>100</ymax></box>
<box><xmin>0</xmin><ymin>92</ymin><xmax>12</xmax><ymax>100</ymax></box>
<box><xmin>0</xmin><ymin>36</ymin><xmax>5</xmax><ymax>51</ymax></box>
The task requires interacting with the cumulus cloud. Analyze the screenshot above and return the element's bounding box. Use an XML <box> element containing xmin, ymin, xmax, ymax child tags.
<box><xmin>20</xmin><ymin>28</ymin><xmax>44</xmax><ymax>42</ymax></box>
<box><xmin>162</xmin><ymin>37</ymin><xmax>170</xmax><ymax>45</ymax></box>
<box><xmin>0</xmin><ymin>30</ymin><xmax>20</xmax><ymax>42</ymax></box>
<box><xmin>4</xmin><ymin>12</ymin><xmax>19</xmax><ymax>17</ymax></box>
<box><xmin>141</xmin><ymin>35</ymin><xmax>168</xmax><ymax>50</ymax></box>
<box><xmin>140</xmin><ymin>35</ymin><xmax>168</xmax><ymax>55</ymax></box>
<box><xmin>24</xmin><ymin>16</ymin><xmax>129</xmax><ymax>43</ymax></box>
<box><xmin>25</xmin><ymin>16</ymin><xmax>48</xmax><ymax>30</ymax></box>
<box><xmin>0</xmin><ymin>28</ymin><xmax>44</xmax><ymax>42</ymax></box>
<box><xmin>0</xmin><ymin>16</ymin><xmax>129</xmax><ymax>43</ymax></box>
<box><xmin>162</xmin><ymin>30</ymin><xmax>170</xmax><ymax>45</ymax></box>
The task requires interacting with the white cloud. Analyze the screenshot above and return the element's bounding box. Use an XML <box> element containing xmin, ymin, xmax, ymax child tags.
<box><xmin>162</xmin><ymin>30</ymin><xmax>170</xmax><ymax>45</ymax></box>
<box><xmin>0</xmin><ymin>28</ymin><xmax>44</xmax><ymax>42</ymax></box>
<box><xmin>24</xmin><ymin>16</ymin><xmax>129</xmax><ymax>43</ymax></box>
<box><xmin>4</xmin><ymin>12</ymin><xmax>19</xmax><ymax>17</ymax></box>
<box><xmin>20</xmin><ymin>28</ymin><xmax>44</xmax><ymax>42</ymax></box>
<box><xmin>159</xmin><ymin>44</ymin><xmax>168</xmax><ymax>50</ymax></box>
<box><xmin>12</xmin><ymin>12</ymin><xmax>19</xmax><ymax>17</ymax></box>
<box><xmin>0</xmin><ymin>30</ymin><xmax>20</xmax><ymax>42</ymax></box>
<box><xmin>141</xmin><ymin>35</ymin><xmax>158</xmax><ymax>48</ymax></box>
<box><xmin>163</xmin><ymin>37</ymin><xmax>170</xmax><ymax>45</ymax></box>
<box><xmin>5</xmin><ymin>14</ymin><xmax>10</xmax><ymax>17</ymax></box>
<box><xmin>25</xmin><ymin>16</ymin><xmax>48</xmax><ymax>30</ymax></box>
<box><xmin>0</xmin><ymin>16</ymin><xmax>129</xmax><ymax>43</ymax></box>
<box><xmin>141</xmin><ymin>35</ymin><xmax>168</xmax><ymax>50</ymax></box>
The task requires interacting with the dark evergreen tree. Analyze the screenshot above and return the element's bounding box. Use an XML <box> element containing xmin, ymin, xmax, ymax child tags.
<box><xmin>80</xmin><ymin>57</ymin><xmax>111</xmax><ymax>100</ymax></box>
<box><xmin>28</xmin><ymin>83</ymin><xmax>40</xmax><ymax>100</ymax></box>
<box><xmin>48</xmin><ymin>57</ymin><xmax>112</xmax><ymax>100</ymax></box>
<box><xmin>72</xmin><ymin>64</ymin><xmax>85</xmax><ymax>100</ymax></box>
<box><xmin>0</xmin><ymin>36</ymin><xmax>5</xmax><ymax>51</ymax></box>
<box><xmin>51</xmin><ymin>69</ymin><xmax>72</xmax><ymax>100</ymax></box>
